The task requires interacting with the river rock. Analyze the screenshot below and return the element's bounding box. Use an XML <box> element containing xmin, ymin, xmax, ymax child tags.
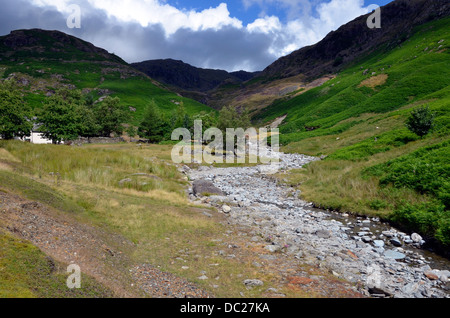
<box><xmin>222</xmin><ymin>205</ymin><xmax>231</xmax><ymax>213</ymax></box>
<box><xmin>438</xmin><ymin>270</ymin><xmax>449</xmax><ymax>282</ymax></box>
<box><xmin>384</xmin><ymin>250</ymin><xmax>406</xmax><ymax>260</ymax></box>
<box><xmin>192</xmin><ymin>179</ymin><xmax>224</xmax><ymax>196</ymax></box>
<box><xmin>315</xmin><ymin>230</ymin><xmax>332</xmax><ymax>239</ymax></box>
<box><xmin>411</xmin><ymin>233</ymin><xmax>422</xmax><ymax>243</ymax></box>
<box><xmin>243</xmin><ymin>279</ymin><xmax>264</xmax><ymax>287</ymax></box>
<box><xmin>186</xmin><ymin>145</ymin><xmax>449</xmax><ymax>299</ymax></box>
<box><xmin>390</xmin><ymin>238</ymin><xmax>402</xmax><ymax>247</ymax></box>
<box><xmin>265</xmin><ymin>244</ymin><xmax>281</xmax><ymax>253</ymax></box>
<box><xmin>424</xmin><ymin>270</ymin><xmax>439</xmax><ymax>280</ymax></box>
<box><xmin>373</xmin><ymin>240</ymin><xmax>385</xmax><ymax>248</ymax></box>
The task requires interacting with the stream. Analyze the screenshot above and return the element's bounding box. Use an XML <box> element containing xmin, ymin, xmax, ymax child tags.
<box><xmin>185</xmin><ymin>151</ymin><xmax>450</xmax><ymax>298</ymax></box>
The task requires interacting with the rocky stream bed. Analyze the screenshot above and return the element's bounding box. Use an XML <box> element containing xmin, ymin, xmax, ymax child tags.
<box><xmin>184</xmin><ymin>152</ymin><xmax>450</xmax><ymax>298</ymax></box>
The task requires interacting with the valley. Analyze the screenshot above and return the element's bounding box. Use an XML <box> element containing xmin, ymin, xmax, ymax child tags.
<box><xmin>0</xmin><ymin>0</ymin><xmax>449</xmax><ymax>299</ymax></box>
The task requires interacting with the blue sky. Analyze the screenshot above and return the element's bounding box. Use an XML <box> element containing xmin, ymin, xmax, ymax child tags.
<box><xmin>0</xmin><ymin>0</ymin><xmax>396</xmax><ymax>71</ymax></box>
<box><xmin>165</xmin><ymin>0</ymin><xmax>393</xmax><ymax>24</ymax></box>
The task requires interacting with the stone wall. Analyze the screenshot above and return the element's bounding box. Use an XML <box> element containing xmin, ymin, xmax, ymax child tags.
<box><xmin>70</xmin><ymin>137</ymin><xmax>125</xmax><ymax>146</ymax></box>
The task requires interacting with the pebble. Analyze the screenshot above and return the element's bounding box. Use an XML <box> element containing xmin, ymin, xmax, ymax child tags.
<box><xmin>411</xmin><ymin>233</ymin><xmax>422</xmax><ymax>243</ymax></box>
<box><xmin>243</xmin><ymin>279</ymin><xmax>264</xmax><ymax>287</ymax></box>
<box><xmin>390</xmin><ymin>238</ymin><xmax>403</xmax><ymax>247</ymax></box>
<box><xmin>265</xmin><ymin>244</ymin><xmax>281</xmax><ymax>253</ymax></box>
<box><xmin>373</xmin><ymin>240</ymin><xmax>385</xmax><ymax>248</ymax></box>
<box><xmin>424</xmin><ymin>270</ymin><xmax>439</xmax><ymax>281</ymax></box>
<box><xmin>384</xmin><ymin>250</ymin><xmax>406</xmax><ymax>260</ymax></box>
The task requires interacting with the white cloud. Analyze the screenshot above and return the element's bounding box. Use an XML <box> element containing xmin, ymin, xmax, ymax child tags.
<box><xmin>243</xmin><ymin>0</ymin><xmax>371</xmax><ymax>58</ymax></box>
<box><xmin>30</xmin><ymin>0</ymin><xmax>242</xmax><ymax>35</ymax></box>
<box><xmin>316</xmin><ymin>0</ymin><xmax>367</xmax><ymax>29</ymax></box>
<box><xmin>21</xmin><ymin>0</ymin><xmax>374</xmax><ymax>70</ymax></box>
<box><xmin>247</xmin><ymin>15</ymin><xmax>281</xmax><ymax>33</ymax></box>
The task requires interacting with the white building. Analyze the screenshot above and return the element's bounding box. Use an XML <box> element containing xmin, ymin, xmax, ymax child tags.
<box><xmin>22</xmin><ymin>131</ymin><xmax>53</xmax><ymax>144</ymax></box>
<box><xmin>21</xmin><ymin>121</ymin><xmax>55</xmax><ymax>144</ymax></box>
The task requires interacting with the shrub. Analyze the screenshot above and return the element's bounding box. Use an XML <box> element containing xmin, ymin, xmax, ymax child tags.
<box><xmin>405</xmin><ymin>105</ymin><xmax>435</xmax><ymax>138</ymax></box>
<box><xmin>369</xmin><ymin>199</ymin><xmax>387</xmax><ymax>210</ymax></box>
<box><xmin>392</xmin><ymin>201</ymin><xmax>449</xmax><ymax>245</ymax></box>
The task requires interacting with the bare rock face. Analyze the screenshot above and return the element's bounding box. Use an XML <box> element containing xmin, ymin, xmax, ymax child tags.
<box><xmin>262</xmin><ymin>0</ymin><xmax>450</xmax><ymax>80</ymax></box>
<box><xmin>192</xmin><ymin>179</ymin><xmax>224</xmax><ymax>196</ymax></box>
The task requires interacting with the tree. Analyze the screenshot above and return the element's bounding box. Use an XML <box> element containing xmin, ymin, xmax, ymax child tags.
<box><xmin>94</xmin><ymin>96</ymin><xmax>127</xmax><ymax>137</ymax></box>
<box><xmin>216</xmin><ymin>105</ymin><xmax>252</xmax><ymax>154</ymax></box>
<box><xmin>78</xmin><ymin>103</ymin><xmax>99</xmax><ymax>138</ymax></box>
<box><xmin>38</xmin><ymin>88</ymin><xmax>84</xmax><ymax>143</ymax></box>
<box><xmin>138</xmin><ymin>100</ymin><xmax>169</xmax><ymax>143</ymax></box>
<box><xmin>217</xmin><ymin>105</ymin><xmax>251</xmax><ymax>132</ymax></box>
<box><xmin>406</xmin><ymin>105</ymin><xmax>435</xmax><ymax>138</ymax></box>
<box><xmin>0</xmin><ymin>79</ymin><xmax>33</xmax><ymax>140</ymax></box>
<box><xmin>191</xmin><ymin>111</ymin><xmax>218</xmax><ymax>135</ymax></box>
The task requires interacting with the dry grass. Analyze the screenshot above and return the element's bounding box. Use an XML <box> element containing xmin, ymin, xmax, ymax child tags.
<box><xmin>278</xmin><ymin>134</ymin><xmax>444</xmax><ymax>218</ymax></box>
<box><xmin>358</xmin><ymin>74</ymin><xmax>388</xmax><ymax>88</ymax></box>
<box><xmin>0</xmin><ymin>148</ymin><xmax>20</xmax><ymax>162</ymax></box>
<box><xmin>1</xmin><ymin>141</ymin><xmax>306</xmax><ymax>298</ymax></box>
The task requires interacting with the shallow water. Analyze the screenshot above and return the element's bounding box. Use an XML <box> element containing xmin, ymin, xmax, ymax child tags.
<box><xmin>319</xmin><ymin>208</ymin><xmax>450</xmax><ymax>271</ymax></box>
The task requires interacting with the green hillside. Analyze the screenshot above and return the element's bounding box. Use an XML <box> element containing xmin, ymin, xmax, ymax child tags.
<box><xmin>257</xmin><ymin>17</ymin><xmax>450</xmax><ymax>144</ymax></box>
<box><xmin>257</xmin><ymin>17</ymin><xmax>450</xmax><ymax>248</ymax></box>
<box><xmin>0</xmin><ymin>29</ymin><xmax>212</xmax><ymax>126</ymax></box>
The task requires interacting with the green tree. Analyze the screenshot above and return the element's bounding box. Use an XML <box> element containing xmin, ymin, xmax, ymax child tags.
<box><xmin>78</xmin><ymin>104</ymin><xmax>100</xmax><ymax>138</ymax></box>
<box><xmin>138</xmin><ymin>100</ymin><xmax>169</xmax><ymax>143</ymax></box>
<box><xmin>217</xmin><ymin>105</ymin><xmax>251</xmax><ymax>132</ymax></box>
<box><xmin>216</xmin><ymin>105</ymin><xmax>252</xmax><ymax>153</ymax></box>
<box><xmin>406</xmin><ymin>105</ymin><xmax>435</xmax><ymax>138</ymax></box>
<box><xmin>37</xmin><ymin>88</ymin><xmax>84</xmax><ymax>143</ymax></box>
<box><xmin>192</xmin><ymin>111</ymin><xmax>218</xmax><ymax>135</ymax></box>
<box><xmin>170</xmin><ymin>102</ymin><xmax>191</xmax><ymax>130</ymax></box>
<box><xmin>94</xmin><ymin>96</ymin><xmax>127</xmax><ymax>137</ymax></box>
<box><xmin>0</xmin><ymin>80</ymin><xmax>33</xmax><ymax>140</ymax></box>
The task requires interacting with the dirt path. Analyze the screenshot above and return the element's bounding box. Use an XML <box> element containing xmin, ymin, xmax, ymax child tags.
<box><xmin>0</xmin><ymin>190</ymin><xmax>211</xmax><ymax>298</ymax></box>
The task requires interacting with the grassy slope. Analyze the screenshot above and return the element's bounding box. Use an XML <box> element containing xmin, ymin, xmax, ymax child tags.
<box><xmin>0</xmin><ymin>229</ymin><xmax>113</xmax><ymax>298</ymax></box>
<box><xmin>0</xmin><ymin>30</ymin><xmax>213</xmax><ymax>126</ymax></box>
<box><xmin>257</xmin><ymin>17</ymin><xmax>450</xmax><ymax>144</ymax></box>
<box><xmin>260</xmin><ymin>17</ymin><xmax>450</xmax><ymax>246</ymax></box>
<box><xmin>0</xmin><ymin>141</ymin><xmax>313</xmax><ymax>298</ymax></box>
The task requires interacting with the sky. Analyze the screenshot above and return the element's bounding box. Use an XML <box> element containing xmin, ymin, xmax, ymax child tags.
<box><xmin>0</xmin><ymin>0</ymin><xmax>393</xmax><ymax>72</ymax></box>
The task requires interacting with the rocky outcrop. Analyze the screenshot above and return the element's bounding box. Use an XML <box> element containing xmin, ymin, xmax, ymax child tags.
<box><xmin>262</xmin><ymin>0</ymin><xmax>450</xmax><ymax>80</ymax></box>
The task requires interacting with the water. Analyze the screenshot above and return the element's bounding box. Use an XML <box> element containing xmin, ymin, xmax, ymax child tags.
<box><xmin>322</xmin><ymin>209</ymin><xmax>450</xmax><ymax>271</ymax></box>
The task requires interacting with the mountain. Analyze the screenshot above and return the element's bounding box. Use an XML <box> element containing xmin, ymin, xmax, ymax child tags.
<box><xmin>0</xmin><ymin>29</ymin><xmax>125</xmax><ymax>63</ymax></box>
<box><xmin>262</xmin><ymin>0</ymin><xmax>450</xmax><ymax>80</ymax></box>
<box><xmin>131</xmin><ymin>59</ymin><xmax>259</xmax><ymax>105</ymax></box>
<box><xmin>0</xmin><ymin>29</ymin><xmax>213</xmax><ymax>125</ymax></box>
<box><xmin>245</xmin><ymin>0</ymin><xmax>449</xmax><ymax>248</ymax></box>
<box><xmin>208</xmin><ymin>0</ymin><xmax>450</xmax><ymax>112</ymax></box>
